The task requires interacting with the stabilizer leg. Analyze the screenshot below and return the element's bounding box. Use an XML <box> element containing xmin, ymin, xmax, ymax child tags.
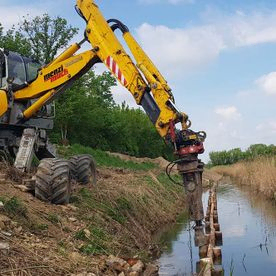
<box><xmin>14</xmin><ymin>128</ymin><xmax>37</xmax><ymax>172</ymax></box>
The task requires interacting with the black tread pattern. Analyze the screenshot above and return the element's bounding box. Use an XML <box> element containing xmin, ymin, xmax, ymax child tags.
<box><xmin>69</xmin><ymin>154</ymin><xmax>96</xmax><ymax>185</ymax></box>
<box><xmin>35</xmin><ymin>158</ymin><xmax>71</xmax><ymax>204</ymax></box>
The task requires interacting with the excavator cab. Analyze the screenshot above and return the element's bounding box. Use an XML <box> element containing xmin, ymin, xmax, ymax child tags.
<box><xmin>0</xmin><ymin>49</ymin><xmax>40</xmax><ymax>91</ymax></box>
<box><xmin>0</xmin><ymin>50</ymin><xmax>55</xmax><ymax>124</ymax></box>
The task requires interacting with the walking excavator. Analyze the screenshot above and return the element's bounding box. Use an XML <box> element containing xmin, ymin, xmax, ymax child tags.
<box><xmin>0</xmin><ymin>0</ymin><xmax>206</xmax><ymax>225</ymax></box>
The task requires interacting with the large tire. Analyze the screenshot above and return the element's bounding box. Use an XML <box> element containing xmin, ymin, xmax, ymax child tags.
<box><xmin>35</xmin><ymin>158</ymin><xmax>71</xmax><ymax>204</ymax></box>
<box><xmin>69</xmin><ymin>154</ymin><xmax>96</xmax><ymax>185</ymax></box>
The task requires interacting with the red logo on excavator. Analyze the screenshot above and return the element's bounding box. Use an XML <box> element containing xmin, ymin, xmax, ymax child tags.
<box><xmin>44</xmin><ymin>65</ymin><xmax>69</xmax><ymax>83</ymax></box>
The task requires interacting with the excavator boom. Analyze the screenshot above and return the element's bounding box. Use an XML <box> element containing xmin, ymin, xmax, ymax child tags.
<box><xmin>76</xmin><ymin>0</ymin><xmax>184</xmax><ymax>138</ymax></box>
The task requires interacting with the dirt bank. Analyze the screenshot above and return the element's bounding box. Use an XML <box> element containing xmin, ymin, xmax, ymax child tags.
<box><xmin>211</xmin><ymin>156</ymin><xmax>276</xmax><ymax>201</ymax></box>
<box><xmin>0</xmin><ymin>163</ymin><xmax>186</xmax><ymax>275</ymax></box>
<box><xmin>106</xmin><ymin>152</ymin><xmax>173</xmax><ymax>171</ymax></box>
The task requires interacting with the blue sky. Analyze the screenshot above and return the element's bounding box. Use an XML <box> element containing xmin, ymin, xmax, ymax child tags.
<box><xmin>2</xmin><ymin>0</ymin><xmax>276</xmax><ymax>161</ymax></box>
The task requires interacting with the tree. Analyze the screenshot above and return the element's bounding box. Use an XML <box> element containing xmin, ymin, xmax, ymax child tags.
<box><xmin>53</xmin><ymin>70</ymin><xmax>116</xmax><ymax>144</ymax></box>
<box><xmin>209</xmin><ymin>144</ymin><xmax>276</xmax><ymax>166</ymax></box>
<box><xmin>79</xmin><ymin>71</ymin><xmax>116</xmax><ymax>108</ymax></box>
<box><xmin>228</xmin><ymin>148</ymin><xmax>243</xmax><ymax>164</ymax></box>
<box><xmin>247</xmin><ymin>144</ymin><xmax>269</xmax><ymax>158</ymax></box>
<box><xmin>0</xmin><ymin>14</ymin><xmax>78</xmax><ymax>63</ymax></box>
<box><xmin>19</xmin><ymin>14</ymin><xmax>78</xmax><ymax>63</ymax></box>
<box><xmin>0</xmin><ymin>24</ymin><xmax>31</xmax><ymax>56</ymax></box>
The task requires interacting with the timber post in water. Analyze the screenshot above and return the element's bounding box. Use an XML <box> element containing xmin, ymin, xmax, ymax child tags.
<box><xmin>196</xmin><ymin>184</ymin><xmax>224</xmax><ymax>276</ymax></box>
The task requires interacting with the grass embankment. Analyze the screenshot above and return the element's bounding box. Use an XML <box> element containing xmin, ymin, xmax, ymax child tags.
<box><xmin>0</xmin><ymin>144</ymin><xmax>186</xmax><ymax>275</ymax></box>
<box><xmin>212</xmin><ymin>156</ymin><xmax>276</xmax><ymax>200</ymax></box>
<box><xmin>58</xmin><ymin>144</ymin><xmax>157</xmax><ymax>171</ymax></box>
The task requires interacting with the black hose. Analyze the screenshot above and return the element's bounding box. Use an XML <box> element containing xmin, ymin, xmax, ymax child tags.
<box><xmin>75</xmin><ymin>5</ymin><xmax>87</xmax><ymax>22</ymax></box>
<box><xmin>107</xmin><ymin>19</ymin><xmax>129</xmax><ymax>33</ymax></box>
<box><xmin>165</xmin><ymin>160</ymin><xmax>183</xmax><ymax>186</ymax></box>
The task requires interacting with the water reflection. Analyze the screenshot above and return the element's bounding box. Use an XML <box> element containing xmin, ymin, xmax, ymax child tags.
<box><xmin>158</xmin><ymin>180</ymin><xmax>276</xmax><ymax>276</ymax></box>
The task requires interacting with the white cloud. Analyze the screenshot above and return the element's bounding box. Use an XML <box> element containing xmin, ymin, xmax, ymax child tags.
<box><xmin>256</xmin><ymin>72</ymin><xmax>276</xmax><ymax>95</ymax></box>
<box><xmin>224</xmin><ymin>13</ymin><xmax>276</xmax><ymax>47</ymax></box>
<box><xmin>214</xmin><ymin>106</ymin><xmax>241</xmax><ymax>120</ymax></box>
<box><xmin>136</xmin><ymin>11</ymin><xmax>276</xmax><ymax>78</ymax></box>
<box><xmin>137</xmin><ymin>23</ymin><xmax>224</xmax><ymax>78</ymax></box>
<box><xmin>139</xmin><ymin>0</ymin><xmax>195</xmax><ymax>5</ymax></box>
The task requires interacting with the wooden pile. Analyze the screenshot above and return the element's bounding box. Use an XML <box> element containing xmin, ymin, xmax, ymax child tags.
<box><xmin>196</xmin><ymin>186</ymin><xmax>223</xmax><ymax>276</ymax></box>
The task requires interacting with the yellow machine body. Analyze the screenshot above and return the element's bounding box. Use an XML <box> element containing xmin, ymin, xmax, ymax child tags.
<box><xmin>0</xmin><ymin>90</ymin><xmax>8</xmax><ymax>117</ymax></box>
<box><xmin>14</xmin><ymin>50</ymin><xmax>97</xmax><ymax>100</ymax></box>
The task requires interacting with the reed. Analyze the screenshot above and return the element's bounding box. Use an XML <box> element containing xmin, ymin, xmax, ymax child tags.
<box><xmin>212</xmin><ymin>156</ymin><xmax>276</xmax><ymax>200</ymax></box>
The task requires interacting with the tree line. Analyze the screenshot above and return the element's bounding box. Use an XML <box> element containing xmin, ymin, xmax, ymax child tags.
<box><xmin>0</xmin><ymin>15</ymin><xmax>173</xmax><ymax>159</ymax></box>
<box><xmin>209</xmin><ymin>144</ymin><xmax>276</xmax><ymax>166</ymax></box>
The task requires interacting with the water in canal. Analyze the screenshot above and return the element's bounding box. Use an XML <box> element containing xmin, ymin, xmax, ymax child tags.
<box><xmin>158</xmin><ymin>179</ymin><xmax>276</xmax><ymax>276</ymax></box>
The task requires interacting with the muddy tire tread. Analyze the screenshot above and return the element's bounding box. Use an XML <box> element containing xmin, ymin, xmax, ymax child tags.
<box><xmin>35</xmin><ymin>158</ymin><xmax>71</xmax><ymax>204</ymax></box>
<box><xmin>69</xmin><ymin>154</ymin><xmax>96</xmax><ymax>185</ymax></box>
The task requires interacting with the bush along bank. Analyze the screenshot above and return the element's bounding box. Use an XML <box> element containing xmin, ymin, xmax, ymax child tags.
<box><xmin>208</xmin><ymin>144</ymin><xmax>276</xmax><ymax>167</ymax></box>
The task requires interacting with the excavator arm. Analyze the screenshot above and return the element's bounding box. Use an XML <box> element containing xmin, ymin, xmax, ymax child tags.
<box><xmin>3</xmin><ymin>0</ymin><xmax>206</xmax><ymax>223</ymax></box>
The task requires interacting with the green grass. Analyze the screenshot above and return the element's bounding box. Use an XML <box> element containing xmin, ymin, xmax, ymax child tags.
<box><xmin>79</xmin><ymin>243</ymin><xmax>106</xmax><ymax>255</ymax></box>
<box><xmin>30</xmin><ymin>223</ymin><xmax>49</xmax><ymax>233</ymax></box>
<box><xmin>74</xmin><ymin>229</ymin><xmax>87</xmax><ymax>241</ymax></box>
<box><xmin>1</xmin><ymin>197</ymin><xmax>53</xmax><ymax>233</ymax></box>
<box><xmin>0</xmin><ymin>196</ymin><xmax>7</xmax><ymax>203</ymax></box>
<box><xmin>47</xmin><ymin>213</ymin><xmax>60</xmax><ymax>224</ymax></box>
<box><xmin>36</xmin><ymin>223</ymin><xmax>49</xmax><ymax>231</ymax></box>
<box><xmin>157</xmin><ymin>172</ymin><xmax>182</xmax><ymax>188</ymax></box>
<box><xmin>3</xmin><ymin>197</ymin><xmax>28</xmax><ymax>218</ymax></box>
<box><xmin>144</xmin><ymin>172</ymin><xmax>183</xmax><ymax>195</ymax></box>
<box><xmin>107</xmin><ymin>208</ymin><xmax>127</xmax><ymax>224</ymax></box>
<box><xmin>75</xmin><ymin>226</ymin><xmax>109</xmax><ymax>255</ymax></box>
<box><xmin>78</xmin><ymin>187</ymin><xmax>92</xmax><ymax>198</ymax></box>
<box><xmin>76</xmin><ymin>188</ymin><xmax>128</xmax><ymax>224</ymax></box>
<box><xmin>90</xmin><ymin>226</ymin><xmax>107</xmax><ymax>240</ymax></box>
<box><xmin>143</xmin><ymin>175</ymin><xmax>156</xmax><ymax>187</ymax></box>
<box><xmin>116</xmin><ymin>197</ymin><xmax>132</xmax><ymax>212</ymax></box>
<box><xmin>58</xmin><ymin>144</ymin><xmax>157</xmax><ymax>171</ymax></box>
<box><xmin>57</xmin><ymin>240</ymin><xmax>68</xmax><ymax>257</ymax></box>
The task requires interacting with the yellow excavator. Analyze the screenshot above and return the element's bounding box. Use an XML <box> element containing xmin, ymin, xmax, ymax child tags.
<box><xmin>0</xmin><ymin>0</ymin><xmax>206</xmax><ymax>224</ymax></box>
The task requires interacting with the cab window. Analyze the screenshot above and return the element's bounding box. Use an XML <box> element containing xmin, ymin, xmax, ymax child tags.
<box><xmin>23</xmin><ymin>57</ymin><xmax>40</xmax><ymax>83</ymax></box>
<box><xmin>7</xmin><ymin>52</ymin><xmax>26</xmax><ymax>86</ymax></box>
